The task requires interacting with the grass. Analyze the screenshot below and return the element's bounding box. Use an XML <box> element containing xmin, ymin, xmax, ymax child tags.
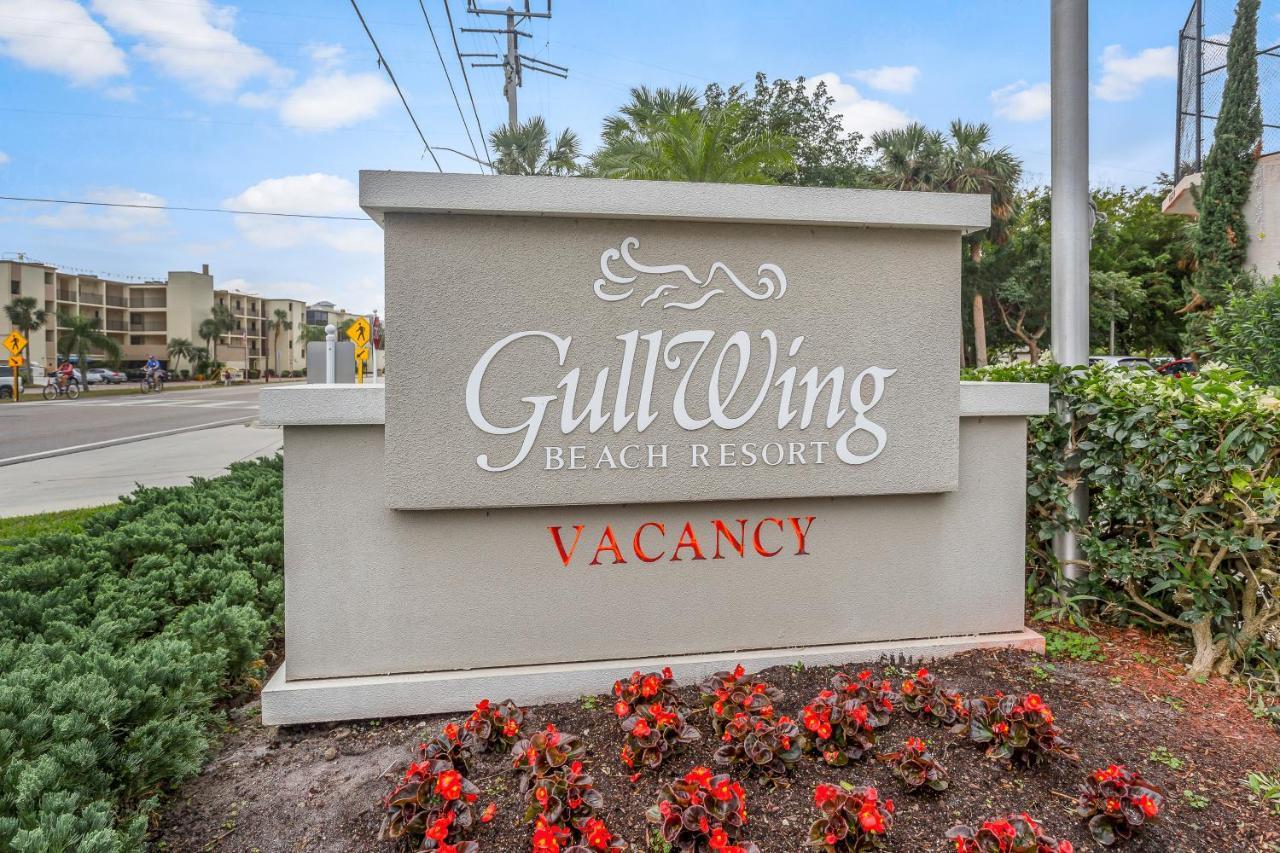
<box><xmin>0</xmin><ymin>503</ymin><xmax>117</xmax><ymax>549</ymax></box>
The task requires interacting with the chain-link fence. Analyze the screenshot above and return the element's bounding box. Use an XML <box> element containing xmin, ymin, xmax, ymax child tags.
<box><xmin>1176</xmin><ymin>0</ymin><xmax>1280</xmax><ymax>181</ymax></box>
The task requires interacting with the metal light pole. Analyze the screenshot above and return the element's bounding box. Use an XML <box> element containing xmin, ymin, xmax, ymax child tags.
<box><xmin>1051</xmin><ymin>0</ymin><xmax>1091</xmax><ymax>583</ymax></box>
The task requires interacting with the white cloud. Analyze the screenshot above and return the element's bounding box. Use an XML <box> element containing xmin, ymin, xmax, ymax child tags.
<box><xmin>223</xmin><ymin>174</ymin><xmax>379</xmax><ymax>253</ymax></box>
<box><xmin>31</xmin><ymin>187</ymin><xmax>168</xmax><ymax>243</ymax></box>
<box><xmin>0</xmin><ymin>0</ymin><xmax>127</xmax><ymax>85</ymax></box>
<box><xmin>805</xmin><ymin>72</ymin><xmax>911</xmax><ymax>139</ymax></box>
<box><xmin>90</xmin><ymin>0</ymin><xmax>287</xmax><ymax>98</ymax></box>
<box><xmin>991</xmin><ymin>80</ymin><xmax>1052</xmax><ymax>122</ymax></box>
<box><xmin>279</xmin><ymin>71</ymin><xmax>395</xmax><ymax>132</ymax></box>
<box><xmin>1095</xmin><ymin>45</ymin><xmax>1177</xmax><ymax>102</ymax></box>
<box><xmin>220</xmin><ymin>277</ymin><xmax>327</xmax><ymax>304</ymax></box>
<box><xmin>852</xmin><ymin>65</ymin><xmax>920</xmax><ymax>94</ymax></box>
<box><xmin>104</xmin><ymin>85</ymin><xmax>136</xmax><ymax>101</ymax></box>
<box><xmin>305</xmin><ymin>42</ymin><xmax>346</xmax><ymax>70</ymax></box>
<box><xmin>0</xmin><ymin>151</ymin><xmax>9</xmax><ymax>166</ymax></box>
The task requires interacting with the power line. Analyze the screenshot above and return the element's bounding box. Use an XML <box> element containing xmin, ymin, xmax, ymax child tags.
<box><xmin>0</xmin><ymin>195</ymin><xmax>373</xmax><ymax>222</ymax></box>
<box><xmin>417</xmin><ymin>0</ymin><xmax>486</xmax><ymax>171</ymax></box>
<box><xmin>442</xmin><ymin>0</ymin><xmax>493</xmax><ymax>167</ymax></box>
<box><xmin>348</xmin><ymin>0</ymin><xmax>443</xmax><ymax>171</ymax></box>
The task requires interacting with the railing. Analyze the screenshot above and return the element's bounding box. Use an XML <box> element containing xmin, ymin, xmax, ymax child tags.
<box><xmin>105</xmin><ymin>321</ymin><xmax>127</xmax><ymax>332</ymax></box>
<box><xmin>129</xmin><ymin>322</ymin><xmax>166</xmax><ymax>333</ymax></box>
<box><xmin>105</xmin><ymin>295</ymin><xmax>128</xmax><ymax>307</ymax></box>
<box><xmin>56</xmin><ymin>290</ymin><xmax>76</xmax><ymax>301</ymax></box>
<box><xmin>131</xmin><ymin>297</ymin><xmax>167</xmax><ymax>309</ymax></box>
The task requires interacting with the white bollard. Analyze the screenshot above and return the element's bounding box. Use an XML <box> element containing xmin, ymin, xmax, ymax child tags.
<box><xmin>324</xmin><ymin>324</ymin><xmax>336</xmax><ymax>385</ymax></box>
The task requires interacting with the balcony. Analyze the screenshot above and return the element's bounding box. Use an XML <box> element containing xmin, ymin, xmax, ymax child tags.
<box><xmin>131</xmin><ymin>296</ymin><xmax>167</xmax><ymax>309</ymax></box>
<box><xmin>105</xmin><ymin>320</ymin><xmax>128</xmax><ymax>332</ymax></box>
<box><xmin>56</xmin><ymin>290</ymin><xmax>76</xmax><ymax>301</ymax></box>
<box><xmin>105</xmin><ymin>294</ymin><xmax>128</xmax><ymax>307</ymax></box>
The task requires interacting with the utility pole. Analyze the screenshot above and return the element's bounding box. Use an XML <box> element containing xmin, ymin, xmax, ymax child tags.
<box><xmin>459</xmin><ymin>1</ymin><xmax>567</xmax><ymax>129</ymax></box>
<box><xmin>1051</xmin><ymin>0</ymin><xmax>1091</xmax><ymax>585</ymax></box>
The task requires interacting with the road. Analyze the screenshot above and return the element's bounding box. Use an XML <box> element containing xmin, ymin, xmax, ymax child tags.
<box><xmin>0</xmin><ymin>384</ymin><xmax>268</xmax><ymax>464</ymax></box>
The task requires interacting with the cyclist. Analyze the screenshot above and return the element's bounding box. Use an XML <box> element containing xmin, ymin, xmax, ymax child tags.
<box><xmin>55</xmin><ymin>359</ymin><xmax>75</xmax><ymax>390</ymax></box>
<box><xmin>144</xmin><ymin>354</ymin><xmax>161</xmax><ymax>389</ymax></box>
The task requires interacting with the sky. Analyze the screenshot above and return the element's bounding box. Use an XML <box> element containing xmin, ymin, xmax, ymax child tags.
<box><xmin>1</xmin><ymin>0</ymin><xmax>1271</xmax><ymax>316</ymax></box>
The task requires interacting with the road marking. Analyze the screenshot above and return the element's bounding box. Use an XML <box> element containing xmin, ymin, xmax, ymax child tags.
<box><xmin>0</xmin><ymin>416</ymin><xmax>256</xmax><ymax>466</ymax></box>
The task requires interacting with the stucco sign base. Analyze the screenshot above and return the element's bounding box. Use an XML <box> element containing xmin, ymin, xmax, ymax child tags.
<box><xmin>262</xmin><ymin>629</ymin><xmax>1043</xmax><ymax>725</ymax></box>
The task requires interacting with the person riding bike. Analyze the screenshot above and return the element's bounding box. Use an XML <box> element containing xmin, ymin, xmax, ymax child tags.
<box><xmin>56</xmin><ymin>359</ymin><xmax>75</xmax><ymax>390</ymax></box>
<box><xmin>144</xmin><ymin>355</ymin><xmax>162</xmax><ymax>389</ymax></box>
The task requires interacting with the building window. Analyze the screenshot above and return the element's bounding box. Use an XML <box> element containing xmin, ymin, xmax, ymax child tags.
<box><xmin>10</xmin><ymin>280</ymin><xmax>18</xmax><ymax>295</ymax></box>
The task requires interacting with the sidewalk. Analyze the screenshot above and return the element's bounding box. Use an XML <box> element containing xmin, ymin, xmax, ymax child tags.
<box><xmin>0</xmin><ymin>424</ymin><xmax>283</xmax><ymax>517</ymax></box>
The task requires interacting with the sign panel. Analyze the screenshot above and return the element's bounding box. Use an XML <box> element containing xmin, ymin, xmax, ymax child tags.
<box><xmin>347</xmin><ymin>317</ymin><xmax>371</xmax><ymax>347</ymax></box>
<box><xmin>385</xmin><ymin>215</ymin><xmax>961</xmax><ymax>509</ymax></box>
<box><xmin>3</xmin><ymin>330</ymin><xmax>27</xmax><ymax>357</ymax></box>
<box><xmin>7</xmin><ymin>355</ymin><xmax>24</xmax><ymax>368</ymax></box>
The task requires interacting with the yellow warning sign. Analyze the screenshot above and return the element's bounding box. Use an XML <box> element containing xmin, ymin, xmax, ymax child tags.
<box><xmin>354</xmin><ymin>345</ymin><xmax>370</xmax><ymax>363</ymax></box>
<box><xmin>3</xmin><ymin>330</ymin><xmax>27</xmax><ymax>357</ymax></box>
<box><xmin>346</xmin><ymin>317</ymin><xmax>371</xmax><ymax>347</ymax></box>
<box><xmin>7</xmin><ymin>355</ymin><xmax>23</xmax><ymax>368</ymax></box>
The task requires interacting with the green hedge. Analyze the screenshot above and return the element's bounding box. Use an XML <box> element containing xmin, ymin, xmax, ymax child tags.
<box><xmin>966</xmin><ymin>363</ymin><xmax>1280</xmax><ymax>679</ymax></box>
<box><xmin>0</xmin><ymin>457</ymin><xmax>284</xmax><ymax>852</ymax></box>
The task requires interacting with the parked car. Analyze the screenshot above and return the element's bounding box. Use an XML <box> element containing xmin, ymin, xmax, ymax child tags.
<box><xmin>1156</xmin><ymin>357</ymin><xmax>1198</xmax><ymax>376</ymax></box>
<box><xmin>85</xmin><ymin>367</ymin><xmax>125</xmax><ymax>385</ymax></box>
<box><xmin>1088</xmin><ymin>355</ymin><xmax>1156</xmax><ymax>372</ymax></box>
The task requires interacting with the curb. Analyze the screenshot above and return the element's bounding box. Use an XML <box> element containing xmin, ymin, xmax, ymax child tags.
<box><xmin>0</xmin><ymin>417</ymin><xmax>263</xmax><ymax>467</ymax></box>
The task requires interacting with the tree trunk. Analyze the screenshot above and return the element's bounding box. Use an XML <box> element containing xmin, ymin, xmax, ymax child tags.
<box><xmin>973</xmin><ymin>293</ymin><xmax>989</xmax><ymax>368</ymax></box>
<box><xmin>1187</xmin><ymin>617</ymin><xmax>1224</xmax><ymax>679</ymax></box>
<box><xmin>1028</xmin><ymin>340</ymin><xmax>1041</xmax><ymax>364</ymax></box>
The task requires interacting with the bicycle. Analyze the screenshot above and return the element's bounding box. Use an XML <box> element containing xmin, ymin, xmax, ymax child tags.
<box><xmin>140</xmin><ymin>372</ymin><xmax>165</xmax><ymax>394</ymax></box>
<box><xmin>42</xmin><ymin>378</ymin><xmax>80</xmax><ymax>401</ymax></box>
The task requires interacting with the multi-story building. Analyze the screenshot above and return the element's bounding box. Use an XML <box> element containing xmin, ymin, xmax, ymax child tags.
<box><xmin>304</xmin><ymin>300</ymin><xmax>354</xmax><ymax>329</ymax></box>
<box><xmin>2</xmin><ymin>256</ymin><xmax>321</xmax><ymax>376</ymax></box>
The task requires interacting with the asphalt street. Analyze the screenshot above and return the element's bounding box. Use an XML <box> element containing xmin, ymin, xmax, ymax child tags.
<box><xmin>0</xmin><ymin>384</ymin><xmax>268</xmax><ymax>463</ymax></box>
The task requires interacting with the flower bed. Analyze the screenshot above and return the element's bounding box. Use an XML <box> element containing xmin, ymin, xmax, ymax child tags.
<box><xmin>160</xmin><ymin>636</ymin><xmax>1280</xmax><ymax>851</ymax></box>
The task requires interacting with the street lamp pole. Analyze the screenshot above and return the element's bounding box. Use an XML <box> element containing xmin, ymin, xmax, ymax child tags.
<box><xmin>1051</xmin><ymin>0</ymin><xmax>1091</xmax><ymax>583</ymax></box>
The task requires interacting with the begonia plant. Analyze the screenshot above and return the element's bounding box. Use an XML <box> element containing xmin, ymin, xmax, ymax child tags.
<box><xmin>807</xmin><ymin>783</ymin><xmax>894</xmax><ymax>851</ymax></box>
<box><xmin>464</xmin><ymin>697</ymin><xmax>526</xmax><ymax>753</ymax></box>
<box><xmin>644</xmin><ymin>766</ymin><xmax>760</xmax><ymax>853</ymax></box>
<box><xmin>899</xmin><ymin>667</ymin><xmax>967</xmax><ymax>727</ymax></box>
<box><xmin>947</xmin><ymin>812</ymin><xmax>1074</xmax><ymax>853</ymax></box>
<box><xmin>618</xmin><ymin>700</ymin><xmax>701</xmax><ymax>771</ymax></box>
<box><xmin>958</xmin><ymin>693</ymin><xmax>1078</xmax><ymax>767</ymax></box>
<box><xmin>380</xmin><ymin>757</ymin><xmax>485</xmax><ymax>851</ymax></box>
<box><xmin>877</xmin><ymin>737</ymin><xmax>949</xmax><ymax>792</ymax></box>
<box><xmin>1075</xmin><ymin>764</ymin><xmax>1163</xmax><ymax>846</ymax></box>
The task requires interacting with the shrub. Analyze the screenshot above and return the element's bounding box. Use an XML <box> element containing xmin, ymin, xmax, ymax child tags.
<box><xmin>380</xmin><ymin>759</ymin><xmax>485</xmax><ymax>850</ymax></box>
<box><xmin>1209</xmin><ymin>277</ymin><xmax>1280</xmax><ymax>386</ymax></box>
<box><xmin>947</xmin><ymin>813</ymin><xmax>1074</xmax><ymax>853</ymax></box>
<box><xmin>829</xmin><ymin>670</ymin><xmax>896</xmax><ymax>726</ymax></box>
<box><xmin>617</xmin><ymin>700</ymin><xmax>701</xmax><ymax>772</ymax></box>
<box><xmin>645</xmin><ymin>767</ymin><xmax>759</xmax><ymax>853</ymax></box>
<box><xmin>464</xmin><ymin>697</ymin><xmax>525</xmax><ymax>753</ymax></box>
<box><xmin>1075</xmin><ymin>764</ymin><xmax>1163</xmax><ymax>846</ymax></box>
<box><xmin>699</xmin><ymin>665</ymin><xmax>784</xmax><ymax>731</ymax></box>
<box><xmin>523</xmin><ymin>758</ymin><xmax>601</xmax><ymax>828</ymax></box>
<box><xmin>877</xmin><ymin>737</ymin><xmax>949</xmax><ymax>793</ymax></box>
<box><xmin>513</xmin><ymin>724</ymin><xmax>587</xmax><ymax>795</ymax></box>
<box><xmin>613</xmin><ymin>666</ymin><xmax>684</xmax><ymax>712</ymax></box>
<box><xmin>800</xmin><ymin>688</ymin><xmax>879</xmax><ymax>766</ymax></box>
<box><xmin>899</xmin><ymin>667</ymin><xmax>967</xmax><ymax>727</ymax></box>
<box><xmin>420</xmin><ymin>723</ymin><xmax>478</xmax><ymax>775</ymax></box>
<box><xmin>967</xmin><ymin>362</ymin><xmax>1280</xmax><ymax>679</ymax></box>
<box><xmin>808</xmin><ymin>783</ymin><xmax>894</xmax><ymax>851</ymax></box>
<box><xmin>0</xmin><ymin>458</ymin><xmax>283</xmax><ymax>851</ymax></box>
<box><xmin>713</xmin><ymin>711</ymin><xmax>802</xmax><ymax>784</ymax></box>
<box><xmin>959</xmin><ymin>693</ymin><xmax>1078</xmax><ymax>768</ymax></box>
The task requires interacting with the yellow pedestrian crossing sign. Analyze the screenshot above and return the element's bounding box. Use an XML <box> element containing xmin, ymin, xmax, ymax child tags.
<box><xmin>3</xmin><ymin>330</ymin><xmax>27</xmax><ymax>356</ymax></box>
<box><xmin>346</xmin><ymin>317</ymin><xmax>371</xmax><ymax>347</ymax></box>
<box><xmin>7</xmin><ymin>355</ymin><xmax>23</xmax><ymax>368</ymax></box>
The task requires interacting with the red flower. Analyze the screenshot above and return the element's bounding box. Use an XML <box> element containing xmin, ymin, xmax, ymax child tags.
<box><xmin>858</xmin><ymin>803</ymin><xmax>885</xmax><ymax>834</ymax></box>
<box><xmin>710</xmin><ymin>776</ymin><xmax>734</xmax><ymax>801</ymax></box>
<box><xmin>443</xmin><ymin>722</ymin><xmax>459</xmax><ymax>742</ymax></box>
<box><xmin>1133</xmin><ymin>794</ymin><xmax>1159</xmax><ymax>818</ymax></box>
<box><xmin>614</xmin><ymin>701</ymin><xmax>630</xmax><ymax>718</ymax></box>
<box><xmin>480</xmin><ymin>803</ymin><xmax>497</xmax><ymax>823</ymax></box>
<box><xmin>814</xmin><ymin>784</ymin><xmax>839</xmax><ymax>807</ymax></box>
<box><xmin>857</xmin><ymin>669</ymin><xmax>872</xmax><ymax>681</ymax></box>
<box><xmin>425</xmin><ymin>812</ymin><xmax>454</xmax><ymax>841</ymax></box>
<box><xmin>583</xmin><ymin>817</ymin><xmax>612</xmax><ymax>850</ymax></box>
<box><xmin>916</xmin><ymin>667</ymin><xmax>929</xmax><ymax>679</ymax></box>
<box><xmin>1094</xmin><ymin>764</ymin><xmax>1125</xmax><ymax>783</ymax></box>
<box><xmin>641</xmin><ymin>674</ymin><xmax>661</xmax><ymax>697</ymax></box>
<box><xmin>631</xmin><ymin>719</ymin><xmax>651</xmax><ymax>738</ymax></box>
<box><xmin>1023</xmin><ymin>693</ymin><xmax>1047</xmax><ymax>713</ymax></box>
<box><xmin>905</xmin><ymin>737</ymin><xmax>926</xmax><ymax>753</ymax></box>
<box><xmin>434</xmin><ymin>769</ymin><xmax>463</xmax><ymax>801</ymax></box>
<box><xmin>992</xmin><ymin>721</ymin><xmax>1010</xmax><ymax>736</ymax></box>
<box><xmin>662</xmin><ymin>666</ymin><xmax>674</xmax><ymax>679</ymax></box>
<box><xmin>733</xmin><ymin>664</ymin><xmax>745</xmax><ymax>678</ymax></box>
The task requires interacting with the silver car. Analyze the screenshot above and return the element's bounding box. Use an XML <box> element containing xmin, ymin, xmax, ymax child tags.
<box><xmin>1089</xmin><ymin>355</ymin><xmax>1156</xmax><ymax>372</ymax></box>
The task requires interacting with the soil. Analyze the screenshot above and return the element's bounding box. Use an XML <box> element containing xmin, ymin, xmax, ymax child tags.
<box><xmin>155</xmin><ymin>625</ymin><xmax>1280</xmax><ymax>852</ymax></box>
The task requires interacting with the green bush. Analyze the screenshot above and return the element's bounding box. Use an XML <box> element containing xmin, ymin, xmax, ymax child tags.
<box><xmin>0</xmin><ymin>457</ymin><xmax>284</xmax><ymax>851</ymax></box>
<box><xmin>967</xmin><ymin>362</ymin><xmax>1280</xmax><ymax>678</ymax></box>
<box><xmin>1209</xmin><ymin>277</ymin><xmax>1280</xmax><ymax>387</ymax></box>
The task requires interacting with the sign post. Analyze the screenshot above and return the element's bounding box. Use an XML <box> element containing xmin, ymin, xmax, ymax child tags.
<box><xmin>3</xmin><ymin>330</ymin><xmax>27</xmax><ymax>402</ymax></box>
<box><xmin>346</xmin><ymin>317</ymin><xmax>372</xmax><ymax>385</ymax></box>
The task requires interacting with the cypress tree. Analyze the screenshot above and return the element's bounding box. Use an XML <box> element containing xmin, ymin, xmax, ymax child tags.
<box><xmin>1192</xmin><ymin>0</ymin><xmax>1262</xmax><ymax>307</ymax></box>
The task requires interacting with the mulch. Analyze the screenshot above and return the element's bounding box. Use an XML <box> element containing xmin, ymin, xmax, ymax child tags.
<box><xmin>154</xmin><ymin>625</ymin><xmax>1280</xmax><ymax>852</ymax></box>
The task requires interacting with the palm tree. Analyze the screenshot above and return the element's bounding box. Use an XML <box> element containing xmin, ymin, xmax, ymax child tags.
<box><xmin>4</xmin><ymin>295</ymin><xmax>46</xmax><ymax>382</ymax></box>
<box><xmin>871</xmin><ymin>120</ymin><xmax>1021</xmax><ymax>367</ymax></box>
<box><xmin>269</xmin><ymin>308</ymin><xmax>292</xmax><ymax>377</ymax></box>
<box><xmin>601</xmin><ymin>84</ymin><xmax>702</xmax><ymax>144</ymax></box>
<box><xmin>56</xmin><ymin>311</ymin><xmax>120</xmax><ymax>391</ymax></box>
<box><xmin>297</xmin><ymin>325</ymin><xmax>326</xmax><ymax>346</ymax></box>
<box><xmin>594</xmin><ymin>103</ymin><xmax>793</xmax><ymax>184</ymax></box>
<box><xmin>167</xmin><ymin>337</ymin><xmax>195</xmax><ymax>377</ymax></box>
<box><xmin>197</xmin><ymin>304</ymin><xmax>235</xmax><ymax>370</ymax></box>
<box><xmin>489</xmin><ymin>117</ymin><xmax>582</xmax><ymax>176</ymax></box>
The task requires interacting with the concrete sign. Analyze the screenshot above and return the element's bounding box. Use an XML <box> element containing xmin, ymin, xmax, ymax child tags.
<box><xmin>383</xmin><ymin>184</ymin><xmax>973</xmax><ymax>510</ymax></box>
<box><xmin>258</xmin><ymin>174</ymin><xmax>1050</xmax><ymax>726</ymax></box>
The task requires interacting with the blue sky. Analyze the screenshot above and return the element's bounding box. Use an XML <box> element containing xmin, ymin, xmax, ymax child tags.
<box><xmin>0</xmin><ymin>0</ymin><xmax>1258</xmax><ymax>315</ymax></box>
